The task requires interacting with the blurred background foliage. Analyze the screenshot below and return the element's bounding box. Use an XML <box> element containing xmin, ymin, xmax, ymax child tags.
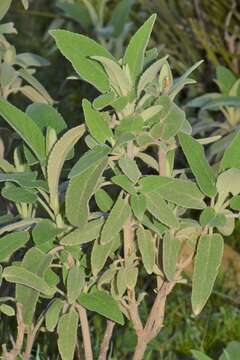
<box><xmin>1</xmin><ymin>0</ymin><xmax>240</xmax><ymax>359</ymax></box>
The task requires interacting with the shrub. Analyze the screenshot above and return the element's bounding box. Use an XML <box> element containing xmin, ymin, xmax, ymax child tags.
<box><xmin>0</xmin><ymin>13</ymin><xmax>240</xmax><ymax>360</ymax></box>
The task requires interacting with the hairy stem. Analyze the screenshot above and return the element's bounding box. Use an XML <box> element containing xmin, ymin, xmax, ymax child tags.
<box><xmin>76</xmin><ymin>305</ymin><xmax>93</xmax><ymax>360</ymax></box>
<box><xmin>98</xmin><ymin>321</ymin><xmax>115</xmax><ymax>360</ymax></box>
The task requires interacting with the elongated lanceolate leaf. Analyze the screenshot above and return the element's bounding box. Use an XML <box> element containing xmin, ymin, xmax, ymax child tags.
<box><xmin>191</xmin><ymin>234</ymin><xmax>224</xmax><ymax>315</ymax></box>
<box><xmin>178</xmin><ymin>133</ymin><xmax>217</xmax><ymax>197</ymax></box>
<box><xmin>57</xmin><ymin>308</ymin><xmax>79</xmax><ymax>360</ymax></box>
<box><xmin>66</xmin><ymin>158</ymin><xmax>107</xmax><ymax>227</ymax></box>
<box><xmin>0</xmin><ymin>100</ymin><xmax>45</xmax><ymax>162</ymax></box>
<box><xmin>0</xmin><ymin>0</ymin><xmax>12</xmax><ymax>21</ymax></box>
<box><xmin>139</xmin><ymin>176</ymin><xmax>205</xmax><ymax>209</ymax></box>
<box><xmin>16</xmin><ymin>247</ymin><xmax>52</xmax><ymax>325</ymax></box>
<box><xmin>3</xmin><ymin>266</ymin><xmax>55</xmax><ymax>296</ymax></box>
<box><xmin>145</xmin><ymin>192</ymin><xmax>179</xmax><ymax>228</ymax></box>
<box><xmin>123</xmin><ymin>14</ymin><xmax>156</xmax><ymax>81</ymax></box>
<box><xmin>137</xmin><ymin>228</ymin><xmax>155</xmax><ymax>274</ymax></box>
<box><xmin>82</xmin><ymin>99</ymin><xmax>112</xmax><ymax>144</ymax></box>
<box><xmin>163</xmin><ymin>231</ymin><xmax>181</xmax><ymax>281</ymax></box>
<box><xmin>51</xmin><ymin>30</ymin><xmax>115</xmax><ymax>92</ymax></box>
<box><xmin>45</xmin><ymin>298</ymin><xmax>64</xmax><ymax>332</ymax></box>
<box><xmin>220</xmin><ymin>131</ymin><xmax>240</xmax><ymax>170</ymax></box>
<box><xmin>0</xmin><ymin>231</ymin><xmax>29</xmax><ymax>262</ymax></box>
<box><xmin>61</xmin><ymin>218</ymin><xmax>103</xmax><ymax>246</ymax></box>
<box><xmin>47</xmin><ymin>125</ymin><xmax>85</xmax><ymax>213</ymax></box>
<box><xmin>78</xmin><ymin>290</ymin><xmax>124</xmax><ymax>324</ymax></box>
<box><xmin>67</xmin><ymin>266</ymin><xmax>85</xmax><ymax>304</ymax></box>
<box><xmin>100</xmin><ymin>195</ymin><xmax>131</xmax><ymax>244</ymax></box>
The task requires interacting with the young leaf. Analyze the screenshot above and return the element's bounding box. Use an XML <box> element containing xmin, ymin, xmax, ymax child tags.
<box><xmin>67</xmin><ymin>266</ymin><xmax>85</xmax><ymax>304</ymax></box>
<box><xmin>61</xmin><ymin>218</ymin><xmax>104</xmax><ymax>246</ymax></box>
<box><xmin>66</xmin><ymin>157</ymin><xmax>107</xmax><ymax>227</ymax></box>
<box><xmin>112</xmin><ymin>175</ymin><xmax>136</xmax><ymax>195</ymax></box>
<box><xmin>199</xmin><ymin>208</ymin><xmax>226</xmax><ymax>228</ymax></box>
<box><xmin>0</xmin><ymin>100</ymin><xmax>45</xmax><ymax>162</ymax></box>
<box><xmin>152</xmin><ymin>104</ymin><xmax>185</xmax><ymax>140</ymax></box>
<box><xmin>100</xmin><ymin>195</ymin><xmax>131</xmax><ymax>244</ymax></box>
<box><xmin>220</xmin><ymin>131</ymin><xmax>240</xmax><ymax>170</ymax></box>
<box><xmin>45</xmin><ymin>299</ymin><xmax>64</xmax><ymax>332</ymax></box>
<box><xmin>139</xmin><ymin>176</ymin><xmax>205</xmax><ymax>209</ymax></box>
<box><xmin>78</xmin><ymin>290</ymin><xmax>124</xmax><ymax>325</ymax></box>
<box><xmin>0</xmin><ymin>231</ymin><xmax>29</xmax><ymax>262</ymax></box>
<box><xmin>57</xmin><ymin>308</ymin><xmax>79</xmax><ymax>360</ymax></box>
<box><xmin>32</xmin><ymin>219</ymin><xmax>62</xmax><ymax>252</ymax></box>
<box><xmin>47</xmin><ymin>125</ymin><xmax>85</xmax><ymax>213</ymax></box>
<box><xmin>163</xmin><ymin>231</ymin><xmax>181</xmax><ymax>281</ymax></box>
<box><xmin>137</xmin><ymin>228</ymin><xmax>155</xmax><ymax>274</ymax></box>
<box><xmin>178</xmin><ymin>133</ymin><xmax>217</xmax><ymax>197</ymax></box>
<box><xmin>3</xmin><ymin>266</ymin><xmax>55</xmax><ymax>296</ymax></box>
<box><xmin>123</xmin><ymin>14</ymin><xmax>156</xmax><ymax>81</ymax></box>
<box><xmin>118</xmin><ymin>157</ymin><xmax>141</xmax><ymax>183</ymax></box>
<box><xmin>145</xmin><ymin>192</ymin><xmax>179</xmax><ymax>228</ymax></box>
<box><xmin>51</xmin><ymin>30</ymin><xmax>115</xmax><ymax>93</ymax></box>
<box><xmin>191</xmin><ymin>234</ymin><xmax>224</xmax><ymax>315</ymax></box>
<box><xmin>82</xmin><ymin>99</ymin><xmax>112</xmax><ymax>144</ymax></box>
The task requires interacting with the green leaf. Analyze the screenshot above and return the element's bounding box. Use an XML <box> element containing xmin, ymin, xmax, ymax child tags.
<box><xmin>130</xmin><ymin>194</ymin><xmax>146</xmax><ymax>221</ymax></box>
<box><xmin>220</xmin><ymin>341</ymin><xmax>240</xmax><ymax>360</ymax></box>
<box><xmin>51</xmin><ymin>30</ymin><xmax>115</xmax><ymax>93</ymax></box>
<box><xmin>230</xmin><ymin>195</ymin><xmax>240</xmax><ymax>211</ymax></box>
<box><xmin>95</xmin><ymin>189</ymin><xmax>113</xmax><ymax>212</ymax></box>
<box><xmin>66</xmin><ymin>157</ymin><xmax>107</xmax><ymax>227</ymax></box>
<box><xmin>0</xmin><ymin>231</ymin><xmax>29</xmax><ymax>262</ymax></box>
<box><xmin>217</xmin><ymin>169</ymin><xmax>240</xmax><ymax>196</ymax></box>
<box><xmin>191</xmin><ymin>234</ymin><xmax>224</xmax><ymax>315</ymax></box>
<box><xmin>67</xmin><ymin>266</ymin><xmax>85</xmax><ymax>304</ymax></box>
<box><xmin>123</xmin><ymin>14</ymin><xmax>156</xmax><ymax>81</ymax></box>
<box><xmin>26</xmin><ymin>103</ymin><xmax>66</xmax><ymax>134</ymax></box>
<box><xmin>32</xmin><ymin>219</ymin><xmax>62</xmax><ymax>252</ymax></box>
<box><xmin>0</xmin><ymin>304</ymin><xmax>15</xmax><ymax>317</ymax></box>
<box><xmin>56</xmin><ymin>2</ymin><xmax>91</xmax><ymax>28</ymax></box>
<box><xmin>82</xmin><ymin>99</ymin><xmax>112</xmax><ymax>144</ymax></box>
<box><xmin>137</xmin><ymin>228</ymin><xmax>155</xmax><ymax>274</ymax></box>
<box><xmin>191</xmin><ymin>350</ymin><xmax>213</xmax><ymax>360</ymax></box>
<box><xmin>45</xmin><ymin>299</ymin><xmax>64</xmax><ymax>332</ymax></box>
<box><xmin>78</xmin><ymin>290</ymin><xmax>124</xmax><ymax>325</ymax></box>
<box><xmin>91</xmin><ymin>56</ymin><xmax>131</xmax><ymax>96</ymax></box>
<box><xmin>0</xmin><ymin>0</ymin><xmax>12</xmax><ymax>21</ymax></box>
<box><xmin>199</xmin><ymin>208</ymin><xmax>226</xmax><ymax>228</ymax></box>
<box><xmin>220</xmin><ymin>131</ymin><xmax>240</xmax><ymax>170</ymax></box>
<box><xmin>69</xmin><ymin>145</ymin><xmax>109</xmax><ymax>178</ymax></box>
<box><xmin>112</xmin><ymin>175</ymin><xmax>136</xmax><ymax>195</ymax></box>
<box><xmin>110</xmin><ymin>0</ymin><xmax>134</xmax><ymax>37</ymax></box>
<box><xmin>151</xmin><ymin>103</ymin><xmax>185</xmax><ymax>141</ymax></box>
<box><xmin>118</xmin><ymin>157</ymin><xmax>141</xmax><ymax>183</ymax></box>
<box><xmin>178</xmin><ymin>133</ymin><xmax>217</xmax><ymax>197</ymax></box>
<box><xmin>100</xmin><ymin>195</ymin><xmax>131</xmax><ymax>244</ymax></box>
<box><xmin>139</xmin><ymin>176</ymin><xmax>205</xmax><ymax>209</ymax></box>
<box><xmin>61</xmin><ymin>218</ymin><xmax>103</xmax><ymax>246</ymax></box>
<box><xmin>91</xmin><ymin>239</ymin><xmax>116</xmax><ymax>276</ymax></box>
<box><xmin>2</xmin><ymin>183</ymin><xmax>37</xmax><ymax>204</ymax></box>
<box><xmin>57</xmin><ymin>308</ymin><xmax>79</xmax><ymax>360</ymax></box>
<box><xmin>93</xmin><ymin>92</ymin><xmax>116</xmax><ymax>110</ymax></box>
<box><xmin>163</xmin><ymin>231</ymin><xmax>181</xmax><ymax>281</ymax></box>
<box><xmin>0</xmin><ymin>100</ymin><xmax>45</xmax><ymax>162</ymax></box>
<box><xmin>216</xmin><ymin>65</ymin><xmax>236</xmax><ymax>95</ymax></box>
<box><xmin>145</xmin><ymin>192</ymin><xmax>179</xmax><ymax>228</ymax></box>
<box><xmin>216</xmin><ymin>209</ymin><xmax>235</xmax><ymax>236</ymax></box>
<box><xmin>47</xmin><ymin>125</ymin><xmax>85</xmax><ymax>213</ymax></box>
<box><xmin>16</xmin><ymin>248</ymin><xmax>53</xmax><ymax>325</ymax></box>
<box><xmin>3</xmin><ymin>266</ymin><xmax>55</xmax><ymax>296</ymax></box>
<box><xmin>202</xmin><ymin>96</ymin><xmax>240</xmax><ymax>111</ymax></box>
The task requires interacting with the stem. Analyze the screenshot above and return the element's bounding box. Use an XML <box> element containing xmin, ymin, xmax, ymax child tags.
<box><xmin>76</xmin><ymin>305</ymin><xmax>93</xmax><ymax>360</ymax></box>
<box><xmin>3</xmin><ymin>304</ymin><xmax>25</xmax><ymax>360</ymax></box>
<box><xmin>98</xmin><ymin>321</ymin><xmax>115</xmax><ymax>360</ymax></box>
